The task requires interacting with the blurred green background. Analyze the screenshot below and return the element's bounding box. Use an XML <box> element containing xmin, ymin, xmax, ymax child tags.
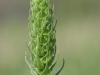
<box><xmin>0</xmin><ymin>0</ymin><xmax>100</xmax><ymax>75</ymax></box>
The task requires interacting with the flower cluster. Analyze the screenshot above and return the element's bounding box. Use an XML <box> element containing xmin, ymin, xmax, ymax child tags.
<box><xmin>25</xmin><ymin>0</ymin><xmax>64</xmax><ymax>75</ymax></box>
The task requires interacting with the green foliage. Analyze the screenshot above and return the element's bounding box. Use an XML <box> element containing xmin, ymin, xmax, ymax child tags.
<box><xmin>25</xmin><ymin>0</ymin><xmax>64</xmax><ymax>75</ymax></box>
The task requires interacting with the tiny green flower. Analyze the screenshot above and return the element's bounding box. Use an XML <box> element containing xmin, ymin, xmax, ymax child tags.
<box><xmin>25</xmin><ymin>0</ymin><xmax>65</xmax><ymax>75</ymax></box>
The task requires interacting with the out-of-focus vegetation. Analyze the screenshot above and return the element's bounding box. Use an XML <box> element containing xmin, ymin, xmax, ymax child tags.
<box><xmin>0</xmin><ymin>0</ymin><xmax>100</xmax><ymax>75</ymax></box>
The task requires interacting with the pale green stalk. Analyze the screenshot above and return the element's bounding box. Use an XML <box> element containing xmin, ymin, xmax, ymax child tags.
<box><xmin>25</xmin><ymin>0</ymin><xmax>64</xmax><ymax>75</ymax></box>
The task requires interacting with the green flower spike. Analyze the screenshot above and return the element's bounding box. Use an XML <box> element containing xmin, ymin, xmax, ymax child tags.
<box><xmin>25</xmin><ymin>0</ymin><xmax>65</xmax><ymax>75</ymax></box>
